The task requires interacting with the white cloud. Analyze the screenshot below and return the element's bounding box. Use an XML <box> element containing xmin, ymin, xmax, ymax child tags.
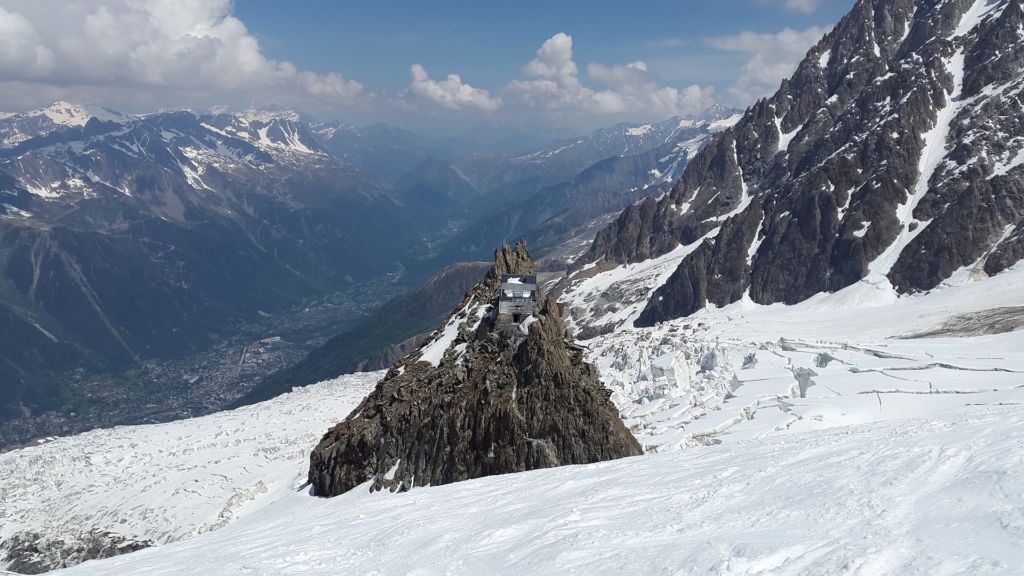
<box><xmin>0</xmin><ymin>0</ymin><xmax>364</xmax><ymax>106</ymax></box>
<box><xmin>757</xmin><ymin>0</ymin><xmax>826</xmax><ymax>13</ymax></box>
<box><xmin>298</xmin><ymin>71</ymin><xmax>365</xmax><ymax>100</ymax></box>
<box><xmin>0</xmin><ymin>7</ymin><xmax>54</xmax><ymax>77</ymax></box>
<box><xmin>706</xmin><ymin>26</ymin><xmax>830</xmax><ymax>103</ymax></box>
<box><xmin>586</xmin><ymin>61</ymin><xmax>716</xmax><ymax>116</ymax></box>
<box><xmin>781</xmin><ymin>0</ymin><xmax>825</xmax><ymax>14</ymax></box>
<box><xmin>408</xmin><ymin>64</ymin><xmax>502</xmax><ymax>111</ymax></box>
<box><xmin>506</xmin><ymin>33</ymin><xmax>716</xmax><ymax>119</ymax></box>
<box><xmin>510</xmin><ymin>32</ymin><xmax>590</xmax><ymax>106</ymax></box>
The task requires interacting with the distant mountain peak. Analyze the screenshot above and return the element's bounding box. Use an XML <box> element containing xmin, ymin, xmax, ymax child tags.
<box><xmin>34</xmin><ymin>101</ymin><xmax>131</xmax><ymax>126</ymax></box>
<box><xmin>625</xmin><ymin>123</ymin><xmax>654</xmax><ymax>136</ymax></box>
<box><xmin>0</xmin><ymin>101</ymin><xmax>134</xmax><ymax>148</ymax></box>
<box><xmin>698</xmin><ymin>103</ymin><xmax>739</xmax><ymax>122</ymax></box>
<box><xmin>236</xmin><ymin>105</ymin><xmax>303</xmax><ymax>124</ymax></box>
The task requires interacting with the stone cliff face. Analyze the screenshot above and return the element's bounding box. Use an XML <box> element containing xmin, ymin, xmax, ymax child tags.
<box><xmin>579</xmin><ymin>0</ymin><xmax>1024</xmax><ymax>326</ymax></box>
<box><xmin>308</xmin><ymin>241</ymin><xmax>642</xmax><ymax>497</ymax></box>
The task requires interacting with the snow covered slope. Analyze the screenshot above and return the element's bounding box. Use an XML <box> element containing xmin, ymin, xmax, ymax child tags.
<box><xmin>565</xmin><ymin>245</ymin><xmax>1024</xmax><ymax>451</ymax></box>
<box><xmin>0</xmin><ymin>263</ymin><xmax>1020</xmax><ymax>573</ymax></box>
<box><xmin>0</xmin><ymin>372</ymin><xmax>381</xmax><ymax>571</ymax></box>
<box><xmin>51</xmin><ymin>404</ymin><xmax>1024</xmax><ymax>575</ymax></box>
<box><xmin>0</xmin><ymin>101</ymin><xmax>131</xmax><ymax>148</ymax></box>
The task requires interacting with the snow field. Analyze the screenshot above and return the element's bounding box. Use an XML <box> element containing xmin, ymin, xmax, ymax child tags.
<box><xmin>55</xmin><ymin>404</ymin><xmax>1024</xmax><ymax>575</ymax></box>
<box><xmin>584</xmin><ymin>265</ymin><xmax>1024</xmax><ymax>453</ymax></box>
<box><xmin>1</xmin><ymin>260</ymin><xmax>1022</xmax><ymax>575</ymax></box>
<box><xmin>0</xmin><ymin>372</ymin><xmax>382</xmax><ymax>548</ymax></box>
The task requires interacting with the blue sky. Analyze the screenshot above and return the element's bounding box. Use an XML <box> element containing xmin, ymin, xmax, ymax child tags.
<box><xmin>236</xmin><ymin>0</ymin><xmax>851</xmax><ymax>92</ymax></box>
<box><xmin>0</xmin><ymin>0</ymin><xmax>855</xmax><ymax>133</ymax></box>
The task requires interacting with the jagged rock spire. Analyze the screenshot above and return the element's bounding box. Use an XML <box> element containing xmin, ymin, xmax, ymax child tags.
<box><xmin>307</xmin><ymin>240</ymin><xmax>641</xmax><ymax>496</ymax></box>
<box><xmin>492</xmin><ymin>239</ymin><xmax>537</xmax><ymax>278</ymax></box>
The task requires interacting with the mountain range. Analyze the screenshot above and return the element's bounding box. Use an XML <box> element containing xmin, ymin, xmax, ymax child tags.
<box><xmin>0</xmin><ymin>100</ymin><xmax>732</xmax><ymax>446</ymax></box>
<box><xmin>232</xmin><ymin>109</ymin><xmax>740</xmax><ymax>407</ymax></box>
<box><xmin>573</xmin><ymin>0</ymin><xmax>1024</xmax><ymax>329</ymax></box>
<box><xmin>0</xmin><ymin>103</ymin><xmax>436</xmax><ymax>441</ymax></box>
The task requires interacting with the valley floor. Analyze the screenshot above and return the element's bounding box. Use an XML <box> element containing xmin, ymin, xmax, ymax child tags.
<box><xmin>1</xmin><ymin>266</ymin><xmax>1022</xmax><ymax>574</ymax></box>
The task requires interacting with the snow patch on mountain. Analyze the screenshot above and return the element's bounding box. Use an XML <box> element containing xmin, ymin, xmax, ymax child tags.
<box><xmin>955</xmin><ymin>0</ymin><xmax>1004</xmax><ymax>38</ymax></box>
<box><xmin>992</xmin><ymin>146</ymin><xmax>1024</xmax><ymax>178</ymax></box>
<box><xmin>38</xmin><ymin>101</ymin><xmax>131</xmax><ymax>127</ymax></box>
<box><xmin>236</xmin><ymin>107</ymin><xmax>303</xmax><ymax>124</ymax></box>
<box><xmin>774</xmin><ymin>114</ymin><xmax>802</xmax><ymax>152</ymax></box>
<box><xmin>0</xmin><ymin>204</ymin><xmax>32</xmax><ymax>219</ymax></box>
<box><xmin>565</xmin><ymin>228</ymin><xmax>720</xmax><ymax>330</ymax></box>
<box><xmin>708</xmin><ymin>113</ymin><xmax>743</xmax><ymax>130</ymax></box>
<box><xmin>626</xmin><ymin>124</ymin><xmax>653</xmax><ymax>136</ymax></box>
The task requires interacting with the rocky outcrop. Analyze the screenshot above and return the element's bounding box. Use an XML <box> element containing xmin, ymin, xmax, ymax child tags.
<box><xmin>985</xmin><ymin>223</ymin><xmax>1024</xmax><ymax>275</ymax></box>
<box><xmin>579</xmin><ymin>0</ymin><xmax>1024</xmax><ymax>326</ymax></box>
<box><xmin>2</xmin><ymin>530</ymin><xmax>151</xmax><ymax>574</ymax></box>
<box><xmin>308</xmin><ymin>240</ymin><xmax>642</xmax><ymax>496</ymax></box>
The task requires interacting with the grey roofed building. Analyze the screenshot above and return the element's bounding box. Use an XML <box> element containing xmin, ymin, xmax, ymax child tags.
<box><xmin>498</xmin><ymin>274</ymin><xmax>538</xmax><ymax>322</ymax></box>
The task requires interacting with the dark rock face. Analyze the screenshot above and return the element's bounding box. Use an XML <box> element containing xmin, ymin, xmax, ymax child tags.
<box><xmin>635</xmin><ymin>201</ymin><xmax>763</xmax><ymax>327</ymax></box>
<box><xmin>985</xmin><ymin>223</ymin><xmax>1024</xmax><ymax>275</ymax></box>
<box><xmin>580</xmin><ymin>0</ymin><xmax>1024</xmax><ymax>325</ymax></box>
<box><xmin>308</xmin><ymin>240</ymin><xmax>642</xmax><ymax>496</ymax></box>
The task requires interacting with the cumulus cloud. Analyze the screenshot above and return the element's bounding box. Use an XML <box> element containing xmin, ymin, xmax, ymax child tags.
<box><xmin>585</xmin><ymin>61</ymin><xmax>716</xmax><ymax>116</ymax></box>
<box><xmin>408</xmin><ymin>64</ymin><xmax>502</xmax><ymax>111</ymax></box>
<box><xmin>508</xmin><ymin>32</ymin><xmax>590</xmax><ymax>106</ymax></box>
<box><xmin>0</xmin><ymin>0</ymin><xmax>364</xmax><ymax>107</ymax></box>
<box><xmin>0</xmin><ymin>7</ymin><xmax>54</xmax><ymax>77</ymax></box>
<box><xmin>706</xmin><ymin>26</ymin><xmax>830</xmax><ymax>103</ymax></box>
<box><xmin>506</xmin><ymin>33</ymin><xmax>715</xmax><ymax>119</ymax></box>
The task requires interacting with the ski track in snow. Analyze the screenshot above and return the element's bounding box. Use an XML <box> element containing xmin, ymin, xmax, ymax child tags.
<box><xmin>51</xmin><ymin>405</ymin><xmax>1024</xmax><ymax>575</ymax></box>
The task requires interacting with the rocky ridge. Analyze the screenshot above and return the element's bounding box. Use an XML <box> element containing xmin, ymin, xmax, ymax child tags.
<box><xmin>575</xmin><ymin>0</ymin><xmax>1024</xmax><ymax>327</ymax></box>
<box><xmin>2</xmin><ymin>531</ymin><xmax>151</xmax><ymax>575</ymax></box>
<box><xmin>308</xmin><ymin>241</ymin><xmax>642</xmax><ymax>496</ymax></box>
